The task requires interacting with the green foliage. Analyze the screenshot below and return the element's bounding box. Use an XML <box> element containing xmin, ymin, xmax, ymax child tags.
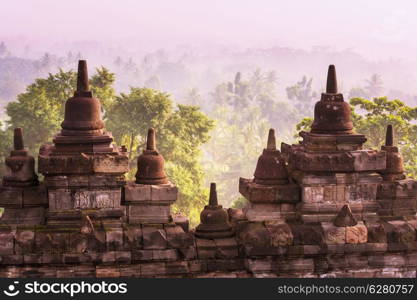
<box><xmin>90</xmin><ymin>67</ymin><xmax>116</xmax><ymax>112</ymax></box>
<box><xmin>231</xmin><ymin>196</ymin><xmax>249</xmax><ymax>209</ymax></box>
<box><xmin>106</xmin><ymin>87</ymin><xmax>214</xmax><ymax>226</ymax></box>
<box><xmin>203</xmin><ymin>70</ymin><xmax>302</xmax><ymax>208</ymax></box>
<box><xmin>202</xmin><ymin>105</ymin><xmax>271</xmax><ymax>207</ymax></box>
<box><xmin>106</xmin><ymin>88</ymin><xmax>172</xmax><ymax>161</ymax></box>
<box><xmin>286</xmin><ymin>76</ymin><xmax>317</xmax><ymax>116</ymax></box>
<box><xmin>295</xmin><ymin>97</ymin><xmax>417</xmax><ymax>177</ymax></box>
<box><xmin>211</xmin><ymin>69</ymin><xmax>278</xmax><ymax>111</ymax></box>
<box><xmin>348</xmin><ymin>74</ymin><xmax>384</xmax><ymax>99</ymax></box>
<box><xmin>0</xmin><ymin>121</ymin><xmax>12</xmax><ymax>177</ymax></box>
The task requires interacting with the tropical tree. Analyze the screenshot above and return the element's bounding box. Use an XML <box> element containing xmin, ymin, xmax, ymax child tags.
<box><xmin>202</xmin><ymin>105</ymin><xmax>271</xmax><ymax>207</ymax></box>
<box><xmin>286</xmin><ymin>76</ymin><xmax>317</xmax><ymax>116</ymax></box>
<box><xmin>0</xmin><ymin>122</ymin><xmax>12</xmax><ymax>177</ymax></box>
<box><xmin>348</xmin><ymin>74</ymin><xmax>384</xmax><ymax>99</ymax></box>
<box><xmin>106</xmin><ymin>87</ymin><xmax>214</xmax><ymax>225</ymax></box>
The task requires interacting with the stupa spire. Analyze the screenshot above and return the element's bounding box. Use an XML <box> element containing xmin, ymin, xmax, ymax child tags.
<box><xmin>385</xmin><ymin>124</ymin><xmax>393</xmax><ymax>146</ymax></box>
<box><xmin>209</xmin><ymin>183</ymin><xmax>218</xmax><ymax>206</ymax></box>
<box><xmin>326</xmin><ymin>64</ymin><xmax>338</xmax><ymax>93</ymax></box>
<box><xmin>13</xmin><ymin>128</ymin><xmax>24</xmax><ymax>151</ymax></box>
<box><xmin>266</xmin><ymin>128</ymin><xmax>276</xmax><ymax>150</ymax></box>
<box><xmin>147</xmin><ymin>128</ymin><xmax>156</xmax><ymax>150</ymax></box>
<box><xmin>75</xmin><ymin>60</ymin><xmax>91</xmax><ymax>97</ymax></box>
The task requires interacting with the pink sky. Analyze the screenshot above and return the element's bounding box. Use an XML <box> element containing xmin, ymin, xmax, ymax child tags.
<box><xmin>0</xmin><ymin>0</ymin><xmax>416</xmax><ymax>59</ymax></box>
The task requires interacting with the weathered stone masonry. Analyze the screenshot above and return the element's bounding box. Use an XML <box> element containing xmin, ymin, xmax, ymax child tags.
<box><xmin>0</xmin><ymin>61</ymin><xmax>417</xmax><ymax>278</ymax></box>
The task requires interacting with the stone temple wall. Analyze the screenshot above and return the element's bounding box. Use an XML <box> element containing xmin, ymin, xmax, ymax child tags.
<box><xmin>0</xmin><ymin>62</ymin><xmax>417</xmax><ymax>278</ymax></box>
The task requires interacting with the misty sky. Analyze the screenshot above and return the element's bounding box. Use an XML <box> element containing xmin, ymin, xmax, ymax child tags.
<box><xmin>1</xmin><ymin>0</ymin><xmax>417</xmax><ymax>60</ymax></box>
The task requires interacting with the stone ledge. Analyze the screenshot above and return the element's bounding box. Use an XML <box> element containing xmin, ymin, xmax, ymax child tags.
<box><xmin>38</xmin><ymin>153</ymin><xmax>129</xmax><ymax>175</ymax></box>
<box><xmin>290</xmin><ymin>150</ymin><xmax>386</xmax><ymax>172</ymax></box>
<box><xmin>239</xmin><ymin>178</ymin><xmax>300</xmax><ymax>204</ymax></box>
<box><xmin>124</xmin><ymin>182</ymin><xmax>177</xmax><ymax>204</ymax></box>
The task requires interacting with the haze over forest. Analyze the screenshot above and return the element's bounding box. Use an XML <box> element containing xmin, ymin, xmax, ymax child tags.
<box><xmin>1</xmin><ymin>0</ymin><xmax>417</xmax><ymax>217</ymax></box>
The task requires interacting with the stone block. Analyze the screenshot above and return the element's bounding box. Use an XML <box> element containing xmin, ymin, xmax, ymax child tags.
<box><xmin>127</xmin><ymin>204</ymin><xmax>171</xmax><ymax>224</ymax></box>
<box><xmin>165</xmin><ymin>261</ymin><xmax>188</xmax><ymax>274</ymax></box>
<box><xmin>123</xmin><ymin>225</ymin><xmax>142</xmax><ymax>249</ymax></box>
<box><xmin>124</xmin><ymin>183</ymin><xmax>151</xmax><ymax>202</ymax></box>
<box><xmin>23</xmin><ymin>185</ymin><xmax>47</xmax><ymax>207</ymax></box>
<box><xmin>366</xmin><ymin>222</ymin><xmax>387</xmax><ymax>243</ymax></box>
<box><xmin>368</xmin><ymin>254</ymin><xmax>406</xmax><ymax>268</ymax></box>
<box><xmin>188</xmin><ymin>260</ymin><xmax>206</xmax><ymax>273</ymax></box>
<box><xmin>239</xmin><ymin>178</ymin><xmax>300</xmax><ymax>203</ymax></box>
<box><xmin>178</xmin><ymin>247</ymin><xmax>197</xmax><ymax>260</ymax></box>
<box><xmin>101</xmin><ymin>252</ymin><xmax>116</xmax><ymax>264</ymax></box>
<box><xmin>346</xmin><ymin>254</ymin><xmax>368</xmax><ymax>268</ymax></box>
<box><xmin>302</xmin><ymin>186</ymin><xmax>324</xmax><ymax>203</ymax></box>
<box><xmin>0</xmin><ymin>187</ymin><xmax>23</xmax><ymax>208</ymax></box>
<box><xmin>265</xmin><ymin>222</ymin><xmax>293</xmax><ymax>246</ymax></box>
<box><xmin>44</xmin><ymin>176</ymin><xmax>68</xmax><ymax>188</ymax></box>
<box><xmin>382</xmin><ymin>220</ymin><xmax>415</xmax><ymax>243</ymax></box>
<box><xmin>48</xmin><ymin>189</ymin><xmax>72</xmax><ymax>210</ymax></box>
<box><xmin>151</xmin><ymin>184</ymin><xmax>178</xmax><ymax>202</ymax></box>
<box><xmin>119</xmin><ymin>265</ymin><xmax>141</xmax><ymax>277</ymax></box>
<box><xmin>114</xmin><ymin>251</ymin><xmax>131</xmax><ymax>264</ymax></box>
<box><xmin>74</xmin><ymin>265</ymin><xmax>96</xmax><ymax>277</ymax></box>
<box><xmin>165</xmin><ymin>225</ymin><xmax>194</xmax><ymax>249</ymax></box>
<box><xmin>244</xmin><ymin>203</ymin><xmax>282</xmax><ymax>221</ymax></box>
<box><xmin>152</xmin><ymin>249</ymin><xmax>178</xmax><ymax>261</ymax></box>
<box><xmin>39</xmin><ymin>153</ymin><xmax>129</xmax><ymax>175</ymax></box>
<box><xmin>106</xmin><ymin>229</ymin><xmax>123</xmax><ymax>251</ymax></box>
<box><xmin>290</xmin><ymin>224</ymin><xmax>324</xmax><ymax>245</ymax></box>
<box><xmin>279</xmin><ymin>258</ymin><xmax>314</xmax><ymax>273</ymax></box>
<box><xmin>245</xmin><ymin>258</ymin><xmax>275</xmax><ymax>273</ymax></box>
<box><xmin>96</xmin><ymin>266</ymin><xmax>120</xmax><ymax>278</ymax></box>
<box><xmin>292</xmin><ymin>149</ymin><xmax>385</xmax><ymax>172</ymax></box>
<box><xmin>172</xmin><ymin>214</ymin><xmax>189</xmax><ymax>232</ymax></box>
<box><xmin>227</xmin><ymin>208</ymin><xmax>246</xmax><ymax>225</ymax></box>
<box><xmin>196</xmin><ymin>238</ymin><xmax>216</xmax><ymax>259</ymax></box>
<box><xmin>292</xmin><ymin>171</ymin><xmax>337</xmax><ymax>185</ymax></box>
<box><xmin>206</xmin><ymin>259</ymin><xmax>244</xmax><ymax>272</ymax></box>
<box><xmin>0</xmin><ymin>207</ymin><xmax>45</xmax><ymax>225</ymax></box>
<box><xmin>131</xmin><ymin>250</ymin><xmax>153</xmax><ymax>262</ymax></box>
<box><xmin>63</xmin><ymin>253</ymin><xmax>81</xmax><ymax>264</ymax></box>
<box><xmin>67</xmin><ymin>175</ymin><xmax>89</xmax><ymax>187</ymax></box>
<box><xmin>321</xmin><ymin>222</ymin><xmax>346</xmax><ymax>244</ymax></box>
<box><xmin>213</xmin><ymin>237</ymin><xmax>238</xmax><ymax>258</ymax></box>
<box><xmin>73</xmin><ymin>189</ymin><xmax>122</xmax><ymax>210</ymax></box>
<box><xmin>41</xmin><ymin>253</ymin><xmax>63</xmax><ymax>264</ymax></box>
<box><xmin>140</xmin><ymin>262</ymin><xmax>166</xmax><ymax>276</ymax></box>
<box><xmin>378</xmin><ymin>179</ymin><xmax>417</xmax><ymax>199</ymax></box>
<box><xmin>326</xmin><ymin>255</ymin><xmax>348</xmax><ymax>269</ymax></box>
<box><xmin>0</xmin><ymin>230</ymin><xmax>14</xmax><ymax>255</ymax></box>
<box><xmin>35</xmin><ymin>231</ymin><xmax>69</xmax><ymax>253</ymax></box>
<box><xmin>346</xmin><ymin>222</ymin><xmax>368</xmax><ymax>244</ymax></box>
<box><xmin>406</xmin><ymin>253</ymin><xmax>417</xmax><ymax>267</ymax></box>
<box><xmin>15</xmin><ymin>229</ymin><xmax>35</xmax><ymax>254</ymax></box>
<box><xmin>90</xmin><ymin>175</ymin><xmax>125</xmax><ymax>188</ymax></box>
<box><xmin>1</xmin><ymin>255</ymin><xmax>23</xmax><ymax>265</ymax></box>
